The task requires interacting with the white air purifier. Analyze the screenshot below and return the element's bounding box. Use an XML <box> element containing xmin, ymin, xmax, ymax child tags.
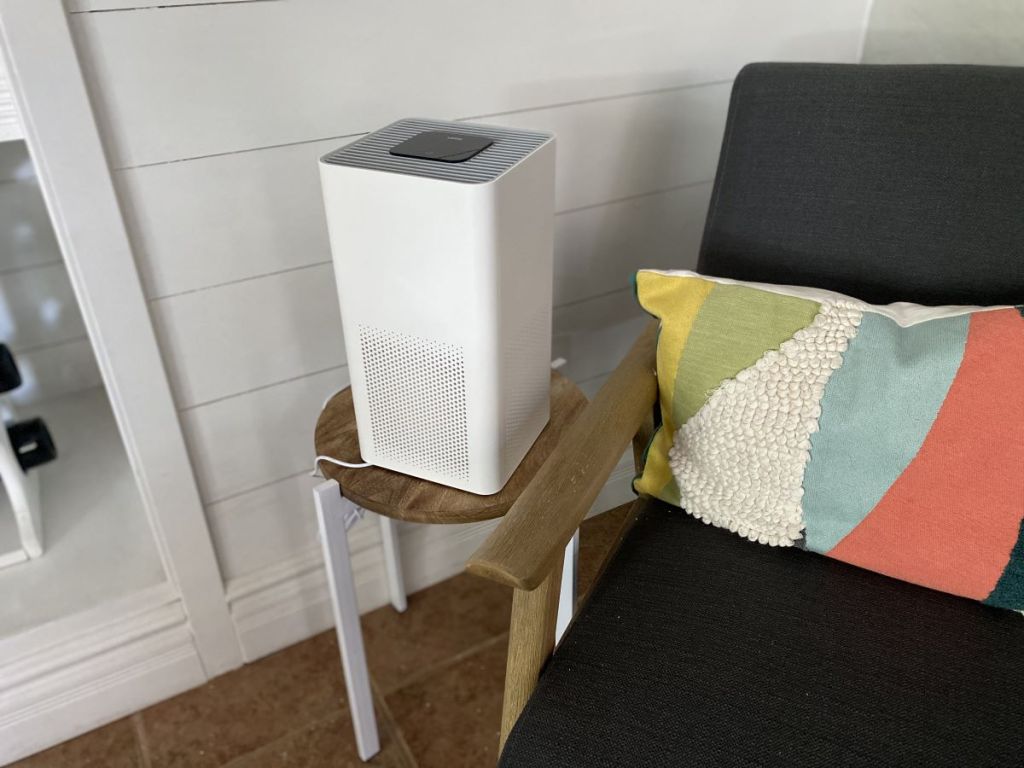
<box><xmin>319</xmin><ymin>118</ymin><xmax>556</xmax><ymax>494</ymax></box>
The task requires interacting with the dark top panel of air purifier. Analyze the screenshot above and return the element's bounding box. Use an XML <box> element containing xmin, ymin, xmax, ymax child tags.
<box><xmin>388</xmin><ymin>131</ymin><xmax>494</xmax><ymax>163</ymax></box>
<box><xmin>320</xmin><ymin>118</ymin><xmax>551</xmax><ymax>184</ymax></box>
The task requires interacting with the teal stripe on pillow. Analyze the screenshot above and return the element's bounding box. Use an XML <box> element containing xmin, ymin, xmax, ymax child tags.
<box><xmin>802</xmin><ymin>312</ymin><xmax>969</xmax><ymax>553</ymax></box>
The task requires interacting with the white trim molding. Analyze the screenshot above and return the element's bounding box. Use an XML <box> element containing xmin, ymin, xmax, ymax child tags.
<box><xmin>0</xmin><ymin>0</ymin><xmax>243</xmax><ymax>674</ymax></box>
<box><xmin>0</xmin><ymin>584</ymin><xmax>205</xmax><ymax>765</ymax></box>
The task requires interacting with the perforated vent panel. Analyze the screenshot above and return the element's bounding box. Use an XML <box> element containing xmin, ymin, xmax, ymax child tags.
<box><xmin>358</xmin><ymin>326</ymin><xmax>469</xmax><ymax>481</ymax></box>
<box><xmin>321</xmin><ymin>118</ymin><xmax>550</xmax><ymax>184</ymax></box>
<box><xmin>504</xmin><ymin>308</ymin><xmax>551</xmax><ymax>461</ymax></box>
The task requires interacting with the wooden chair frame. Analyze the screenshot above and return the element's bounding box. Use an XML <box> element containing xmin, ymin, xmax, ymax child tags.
<box><xmin>467</xmin><ymin>320</ymin><xmax>659</xmax><ymax>749</ymax></box>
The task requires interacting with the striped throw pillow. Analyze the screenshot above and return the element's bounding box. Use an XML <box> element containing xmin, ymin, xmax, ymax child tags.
<box><xmin>634</xmin><ymin>269</ymin><xmax>1024</xmax><ymax>610</ymax></box>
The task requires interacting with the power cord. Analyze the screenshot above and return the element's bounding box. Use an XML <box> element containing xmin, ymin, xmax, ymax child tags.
<box><xmin>311</xmin><ymin>455</ymin><xmax>372</xmax><ymax>477</ymax></box>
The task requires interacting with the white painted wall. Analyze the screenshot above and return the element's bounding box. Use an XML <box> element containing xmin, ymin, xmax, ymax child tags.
<box><xmin>66</xmin><ymin>0</ymin><xmax>872</xmax><ymax>659</ymax></box>
<box><xmin>862</xmin><ymin>0</ymin><xmax>1024</xmax><ymax>64</ymax></box>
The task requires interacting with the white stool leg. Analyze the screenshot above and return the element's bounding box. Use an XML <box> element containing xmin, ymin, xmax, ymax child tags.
<box><xmin>314</xmin><ymin>480</ymin><xmax>380</xmax><ymax>761</ymax></box>
<box><xmin>378</xmin><ymin>515</ymin><xmax>407</xmax><ymax>613</ymax></box>
<box><xmin>555</xmin><ymin>529</ymin><xmax>579</xmax><ymax>643</ymax></box>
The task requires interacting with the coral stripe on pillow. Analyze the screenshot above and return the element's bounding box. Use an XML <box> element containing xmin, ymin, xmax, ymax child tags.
<box><xmin>634</xmin><ymin>270</ymin><xmax>1024</xmax><ymax>610</ymax></box>
<box><xmin>826</xmin><ymin>308</ymin><xmax>1024</xmax><ymax>604</ymax></box>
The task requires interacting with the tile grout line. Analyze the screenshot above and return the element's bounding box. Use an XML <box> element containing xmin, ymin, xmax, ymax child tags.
<box><xmin>216</xmin><ymin>710</ymin><xmax>351</xmax><ymax>768</ymax></box>
<box><xmin>370</xmin><ymin>676</ymin><xmax>419</xmax><ymax>768</ymax></box>
<box><xmin>130</xmin><ymin>712</ymin><xmax>153</xmax><ymax>768</ymax></box>
<box><xmin>378</xmin><ymin>631</ymin><xmax>511</xmax><ymax>699</ymax></box>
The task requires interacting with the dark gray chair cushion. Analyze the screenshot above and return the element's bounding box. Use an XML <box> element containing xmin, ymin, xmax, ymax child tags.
<box><xmin>699</xmin><ymin>63</ymin><xmax>1024</xmax><ymax>306</ymax></box>
<box><xmin>500</xmin><ymin>500</ymin><xmax>1024</xmax><ymax>767</ymax></box>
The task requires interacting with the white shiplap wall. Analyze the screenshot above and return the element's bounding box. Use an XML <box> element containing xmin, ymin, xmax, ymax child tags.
<box><xmin>862</xmin><ymin>0</ymin><xmax>1024</xmax><ymax>64</ymax></box>
<box><xmin>67</xmin><ymin>0</ymin><xmax>871</xmax><ymax>658</ymax></box>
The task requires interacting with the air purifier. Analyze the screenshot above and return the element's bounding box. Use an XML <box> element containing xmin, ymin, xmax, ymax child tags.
<box><xmin>319</xmin><ymin>118</ymin><xmax>556</xmax><ymax>494</ymax></box>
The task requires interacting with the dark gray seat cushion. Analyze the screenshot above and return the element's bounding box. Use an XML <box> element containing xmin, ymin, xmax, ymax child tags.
<box><xmin>500</xmin><ymin>500</ymin><xmax>1024</xmax><ymax>767</ymax></box>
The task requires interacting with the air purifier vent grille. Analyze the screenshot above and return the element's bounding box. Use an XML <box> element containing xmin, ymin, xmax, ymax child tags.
<box><xmin>504</xmin><ymin>308</ymin><xmax>551</xmax><ymax>461</ymax></box>
<box><xmin>358</xmin><ymin>326</ymin><xmax>469</xmax><ymax>481</ymax></box>
<box><xmin>322</xmin><ymin>118</ymin><xmax>550</xmax><ymax>184</ymax></box>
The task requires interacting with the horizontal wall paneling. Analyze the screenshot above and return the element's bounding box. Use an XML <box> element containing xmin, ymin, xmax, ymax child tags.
<box><xmin>148</xmin><ymin>179</ymin><xmax>708</xmax><ymax>411</ymax></box>
<box><xmin>149</xmin><ymin>263</ymin><xmax>345</xmax><ymax>409</ymax></box>
<box><xmin>118</xmin><ymin>82</ymin><xmax>728</xmax><ymax>299</ymax></box>
<box><xmin>70</xmin><ymin>0</ymin><xmax>869</xmax><ymax>168</ymax></box>
<box><xmin>180</xmin><ymin>365</ymin><xmax>350</xmax><ymax>504</ymax></box>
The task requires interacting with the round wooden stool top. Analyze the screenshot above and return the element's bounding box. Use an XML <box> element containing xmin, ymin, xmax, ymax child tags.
<box><xmin>314</xmin><ymin>371</ymin><xmax>587</xmax><ymax>524</ymax></box>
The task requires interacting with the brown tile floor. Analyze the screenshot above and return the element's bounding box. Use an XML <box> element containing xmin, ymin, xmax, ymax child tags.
<box><xmin>14</xmin><ymin>503</ymin><xmax>633</xmax><ymax>768</ymax></box>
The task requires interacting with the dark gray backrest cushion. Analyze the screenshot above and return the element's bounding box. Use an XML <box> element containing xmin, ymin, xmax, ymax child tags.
<box><xmin>697</xmin><ymin>63</ymin><xmax>1024</xmax><ymax>306</ymax></box>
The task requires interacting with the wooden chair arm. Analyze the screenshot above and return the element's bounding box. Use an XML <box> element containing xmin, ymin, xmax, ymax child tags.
<box><xmin>467</xmin><ymin>319</ymin><xmax>658</xmax><ymax>591</ymax></box>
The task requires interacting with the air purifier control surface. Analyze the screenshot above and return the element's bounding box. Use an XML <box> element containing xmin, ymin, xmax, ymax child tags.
<box><xmin>389</xmin><ymin>131</ymin><xmax>494</xmax><ymax>163</ymax></box>
<box><xmin>320</xmin><ymin>118</ymin><xmax>555</xmax><ymax>495</ymax></box>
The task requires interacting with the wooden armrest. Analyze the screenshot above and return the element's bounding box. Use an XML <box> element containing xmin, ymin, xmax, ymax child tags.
<box><xmin>467</xmin><ymin>319</ymin><xmax>658</xmax><ymax>591</ymax></box>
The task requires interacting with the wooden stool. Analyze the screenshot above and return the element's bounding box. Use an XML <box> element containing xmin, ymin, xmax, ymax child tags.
<box><xmin>312</xmin><ymin>371</ymin><xmax>587</xmax><ymax>760</ymax></box>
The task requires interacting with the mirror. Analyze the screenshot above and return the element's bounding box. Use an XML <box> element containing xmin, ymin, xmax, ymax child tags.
<box><xmin>0</xmin><ymin>138</ymin><xmax>166</xmax><ymax>637</ymax></box>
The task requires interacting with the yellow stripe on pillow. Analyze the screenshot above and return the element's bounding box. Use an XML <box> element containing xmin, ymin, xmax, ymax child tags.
<box><xmin>633</xmin><ymin>272</ymin><xmax>713</xmax><ymax>502</ymax></box>
<box><xmin>635</xmin><ymin>271</ymin><xmax>714</xmax><ymax>431</ymax></box>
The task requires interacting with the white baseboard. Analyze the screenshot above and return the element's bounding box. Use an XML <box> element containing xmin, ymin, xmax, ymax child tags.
<box><xmin>227</xmin><ymin>539</ymin><xmax>391</xmax><ymax>663</ymax></box>
<box><xmin>0</xmin><ymin>583</ymin><xmax>206</xmax><ymax>766</ymax></box>
<box><xmin>225</xmin><ymin>456</ymin><xmax>637</xmax><ymax>663</ymax></box>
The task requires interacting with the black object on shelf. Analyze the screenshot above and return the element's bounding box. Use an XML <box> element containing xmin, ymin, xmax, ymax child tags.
<box><xmin>7</xmin><ymin>418</ymin><xmax>57</xmax><ymax>471</ymax></box>
<box><xmin>0</xmin><ymin>344</ymin><xmax>22</xmax><ymax>393</ymax></box>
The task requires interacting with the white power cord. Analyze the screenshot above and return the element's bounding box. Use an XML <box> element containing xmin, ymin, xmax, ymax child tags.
<box><xmin>314</xmin><ymin>386</ymin><xmax>373</xmax><ymax>476</ymax></box>
<box><xmin>313</xmin><ymin>357</ymin><xmax>568</xmax><ymax>476</ymax></box>
<box><xmin>311</xmin><ymin>454</ymin><xmax>372</xmax><ymax>477</ymax></box>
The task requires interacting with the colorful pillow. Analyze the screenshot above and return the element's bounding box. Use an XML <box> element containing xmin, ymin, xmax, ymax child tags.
<box><xmin>634</xmin><ymin>269</ymin><xmax>1024</xmax><ymax>611</ymax></box>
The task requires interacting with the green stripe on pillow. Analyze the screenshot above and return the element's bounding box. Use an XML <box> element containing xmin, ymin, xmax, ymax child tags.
<box><xmin>671</xmin><ymin>283</ymin><xmax>820</xmax><ymax>429</ymax></box>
